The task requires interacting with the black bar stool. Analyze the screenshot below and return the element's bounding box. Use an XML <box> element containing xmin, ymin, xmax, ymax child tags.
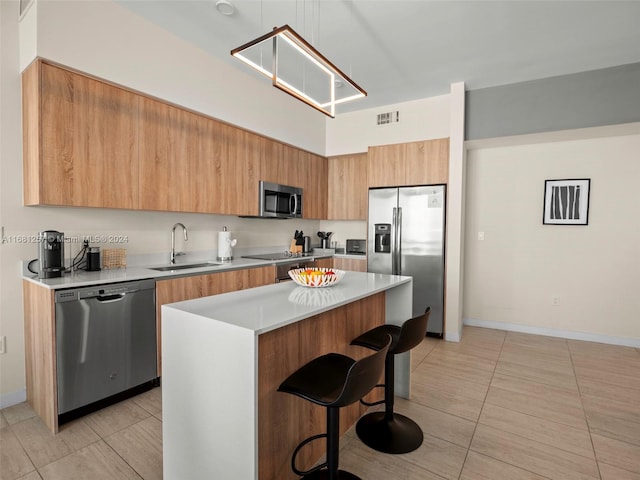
<box><xmin>278</xmin><ymin>335</ymin><xmax>391</xmax><ymax>480</ymax></box>
<box><xmin>350</xmin><ymin>307</ymin><xmax>431</xmax><ymax>454</ymax></box>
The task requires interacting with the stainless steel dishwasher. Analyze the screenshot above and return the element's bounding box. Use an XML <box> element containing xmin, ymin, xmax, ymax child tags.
<box><xmin>55</xmin><ymin>279</ymin><xmax>158</xmax><ymax>417</ymax></box>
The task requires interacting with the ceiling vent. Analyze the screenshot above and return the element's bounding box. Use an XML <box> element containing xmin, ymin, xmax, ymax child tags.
<box><xmin>376</xmin><ymin>111</ymin><xmax>400</xmax><ymax>126</ymax></box>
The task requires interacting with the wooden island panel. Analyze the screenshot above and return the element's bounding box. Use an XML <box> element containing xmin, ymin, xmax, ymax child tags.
<box><xmin>258</xmin><ymin>292</ymin><xmax>385</xmax><ymax>480</ymax></box>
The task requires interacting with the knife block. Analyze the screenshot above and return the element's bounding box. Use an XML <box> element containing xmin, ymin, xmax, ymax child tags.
<box><xmin>289</xmin><ymin>240</ymin><xmax>302</xmax><ymax>254</ymax></box>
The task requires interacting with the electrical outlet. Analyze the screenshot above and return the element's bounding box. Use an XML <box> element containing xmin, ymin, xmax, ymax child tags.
<box><xmin>0</xmin><ymin>336</ymin><xmax>6</xmax><ymax>354</ymax></box>
<box><xmin>478</xmin><ymin>231</ymin><xmax>485</xmax><ymax>241</ymax></box>
<box><xmin>552</xmin><ymin>296</ymin><xmax>560</xmax><ymax>306</ymax></box>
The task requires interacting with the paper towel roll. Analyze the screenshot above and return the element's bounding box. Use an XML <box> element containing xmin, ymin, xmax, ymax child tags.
<box><xmin>217</xmin><ymin>230</ymin><xmax>233</xmax><ymax>261</ymax></box>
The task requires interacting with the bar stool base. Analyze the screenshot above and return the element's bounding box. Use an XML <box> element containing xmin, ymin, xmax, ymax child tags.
<box><xmin>301</xmin><ymin>469</ymin><xmax>361</xmax><ymax>480</ymax></box>
<box><xmin>356</xmin><ymin>411</ymin><xmax>424</xmax><ymax>454</ymax></box>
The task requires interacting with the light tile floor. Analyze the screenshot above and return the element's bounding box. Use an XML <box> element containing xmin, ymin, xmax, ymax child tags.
<box><xmin>1</xmin><ymin>326</ymin><xmax>639</xmax><ymax>479</ymax></box>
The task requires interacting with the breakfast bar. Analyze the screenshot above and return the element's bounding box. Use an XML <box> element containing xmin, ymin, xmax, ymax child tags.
<box><xmin>161</xmin><ymin>271</ymin><xmax>412</xmax><ymax>480</ymax></box>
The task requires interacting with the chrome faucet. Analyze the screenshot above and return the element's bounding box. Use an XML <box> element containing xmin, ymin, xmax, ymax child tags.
<box><xmin>170</xmin><ymin>223</ymin><xmax>188</xmax><ymax>264</ymax></box>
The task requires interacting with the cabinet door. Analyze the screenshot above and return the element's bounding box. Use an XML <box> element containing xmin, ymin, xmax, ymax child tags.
<box><xmin>258</xmin><ymin>137</ymin><xmax>283</xmax><ymax>185</ymax></box>
<box><xmin>188</xmin><ymin>117</ymin><xmax>225</xmax><ymax>213</ymax></box>
<box><xmin>367</xmin><ymin>143</ymin><xmax>406</xmax><ymax>187</ymax></box>
<box><xmin>333</xmin><ymin>257</ymin><xmax>367</xmax><ymax>272</ymax></box>
<box><xmin>368</xmin><ymin>138</ymin><xmax>449</xmax><ymax>187</ymax></box>
<box><xmin>219</xmin><ymin>125</ymin><xmax>262</xmax><ymax>216</ymax></box>
<box><xmin>139</xmin><ymin>98</ymin><xmax>200</xmax><ymax>212</ymax></box>
<box><xmin>313</xmin><ymin>257</ymin><xmax>333</xmax><ymax>269</ymax></box>
<box><xmin>406</xmin><ymin>138</ymin><xmax>450</xmax><ymax>185</ymax></box>
<box><xmin>299</xmin><ymin>151</ymin><xmax>327</xmax><ymax>219</ymax></box>
<box><xmin>35</xmin><ymin>62</ymin><xmax>139</xmax><ymax>208</ymax></box>
<box><xmin>155</xmin><ymin>266</ymin><xmax>274</xmax><ymax>374</ymax></box>
<box><xmin>327</xmin><ymin>153</ymin><xmax>368</xmax><ymax>220</ymax></box>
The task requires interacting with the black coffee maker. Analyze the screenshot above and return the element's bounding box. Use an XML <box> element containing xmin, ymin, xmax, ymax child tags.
<box><xmin>38</xmin><ymin>230</ymin><xmax>65</xmax><ymax>278</ymax></box>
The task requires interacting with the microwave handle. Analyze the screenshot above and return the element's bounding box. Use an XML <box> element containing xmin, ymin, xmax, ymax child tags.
<box><xmin>290</xmin><ymin>194</ymin><xmax>298</xmax><ymax>216</ymax></box>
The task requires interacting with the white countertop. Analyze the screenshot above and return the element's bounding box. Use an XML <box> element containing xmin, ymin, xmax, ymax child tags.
<box><xmin>163</xmin><ymin>271</ymin><xmax>411</xmax><ymax>335</ymax></box>
<box><xmin>22</xmin><ymin>255</ymin><xmax>333</xmax><ymax>290</ymax></box>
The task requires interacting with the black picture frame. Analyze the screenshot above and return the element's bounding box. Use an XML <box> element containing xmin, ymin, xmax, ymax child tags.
<box><xmin>543</xmin><ymin>179</ymin><xmax>590</xmax><ymax>225</ymax></box>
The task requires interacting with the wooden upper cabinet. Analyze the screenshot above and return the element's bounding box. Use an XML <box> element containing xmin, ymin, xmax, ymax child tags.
<box><xmin>23</xmin><ymin>61</ymin><xmax>139</xmax><ymax>208</ymax></box>
<box><xmin>138</xmin><ymin>97</ymin><xmax>200</xmax><ymax>212</ymax></box>
<box><xmin>259</xmin><ymin>140</ymin><xmax>327</xmax><ymax>219</ymax></box>
<box><xmin>299</xmin><ymin>151</ymin><xmax>327</xmax><ymax>219</ymax></box>
<box><xmin>222</xmin><ymin>125</ymin><xmax>261</xmax><ymax>216</ymax></box>
<box><xmin>191</xmin><ymin>116</ymin><xmax>225</xmax><ymax>214</ymax></box>
<box><xmin>368</xmin><ymin>138</ymin><xmax>449</xmax><ymax>187</ymax></box>
<box><xmin>259</xmin><ymin>138</ymin><xmax>283</xmax><ymax>185</ymax></box>
<box><xmin>22</xmin><ymin>60</ymin><xmax>329</xmax><ymax>216</ymax></box>
<box><xmin>327</xmin><ymin>153</ymin><xmax>368</xmax><ymax>220</ymax></box>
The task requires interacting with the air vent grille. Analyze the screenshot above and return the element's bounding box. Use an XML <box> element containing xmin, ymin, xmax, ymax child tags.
<box><xmin>376</xmin><ymin>111</ymin><xmax>400</xmax><ymax>126</ymax></box>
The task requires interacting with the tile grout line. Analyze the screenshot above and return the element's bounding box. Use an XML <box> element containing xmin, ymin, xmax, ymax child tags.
<box><xmin>462</xmin><ymin>332</ymin><xmax>590</xmax><ymax>480</ymax></box>
<box><xmin>567</xmin><ymin>340</ymin><xmax>603</xmax><ymax>480</ymax></box>
<box><xmin>456</xmin><ymin>330</ymin><xmax>507</xmax><ymax>480</ymax></box>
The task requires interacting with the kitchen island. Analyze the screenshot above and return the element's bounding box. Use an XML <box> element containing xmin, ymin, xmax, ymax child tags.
<box><xmin>162</xmin><ymin>271</ymin><xmax>412</xmax><ymax>480</ymax></box>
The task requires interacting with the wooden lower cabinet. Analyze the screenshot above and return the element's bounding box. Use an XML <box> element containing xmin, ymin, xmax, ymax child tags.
<box><xmin>22</xmin><ymin>266</ymin><xmax>275</xmax><ymax>433</ymax></box>
<box><xmin>258</xmin><ymin>292</ymin><xmax>385</xmax><ymax>480</ymax></box>
<box><xmin>22</xmin><ymin>280</ymin><xmax>58</xmax><ymax>433</ymax></box>
<box><xmin>333</xmin><ymin>257</ymin><xmax>367</xmax><ymax>272</ymax></box>
<box><xmin>155</xmin><ymin>266</ymin><xmax>274</xmax><ymax>373</ymax></box>
<box><xmin>314</xmin><ymin>257</ymin><xmax>333</xmax><ymax>269</ymax></box>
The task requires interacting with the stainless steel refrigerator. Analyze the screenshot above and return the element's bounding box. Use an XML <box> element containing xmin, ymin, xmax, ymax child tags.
<box><xmin>368</xmin><ymin>185</ymin><xmax>446</xmax><ymax>336</ymax></box>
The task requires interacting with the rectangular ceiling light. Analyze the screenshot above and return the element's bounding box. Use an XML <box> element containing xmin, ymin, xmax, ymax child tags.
<box><xmin>231</xmin><ymin>25</ymin><xmax>366</xmax><ymax>118</ymax></box>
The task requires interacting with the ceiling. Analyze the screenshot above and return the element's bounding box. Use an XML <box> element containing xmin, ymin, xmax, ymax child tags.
<box><xmin>116</xmin><ymin>0</ymin><xmax>640</xmax><ymax>115</ymax></box>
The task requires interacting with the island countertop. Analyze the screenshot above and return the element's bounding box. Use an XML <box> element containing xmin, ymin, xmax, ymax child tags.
<box><xmin>161</xmin><ymin>271</ymin><xmax>414</xmax><ymax>480</ymax></box>
<box><xmin>163</xmin><ymin>271</ymin><xmax>412</xmax><ymax>334</ymax></box>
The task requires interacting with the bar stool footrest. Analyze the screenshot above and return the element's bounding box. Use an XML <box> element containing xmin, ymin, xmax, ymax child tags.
<box><xmin>300</xmin><ymin>469</ymin><xmax>362</xmax><ymax>480</ymax></box>
<box><xmin>356</xmin><ymin>411</ymin><xmax>423</xmax><ymax>454</ymax></box>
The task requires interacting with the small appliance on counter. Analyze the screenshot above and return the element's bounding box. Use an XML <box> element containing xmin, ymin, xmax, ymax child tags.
<box><xmin>346</xmin><ymin>239</ymin><xmax>366</xmax><ymax>255</ymax></box>
<box><xmin>86</xmin><ymin>247</ymin><xmax>101</xmax><ymax>271</ymax></box>
<box><xmin>317</xmin><ymin>231</ymin><xmax>333</xmax><ymax>249</ymax></box>
<box><xmin>217</xmin><ymin>226</ymin><xmax>237</xmax><ymax>261</ymax></box>
<box><xmin>30</xmin><ymin>230</ymin><xmax>65</xmax><ymax>279</ymax></box>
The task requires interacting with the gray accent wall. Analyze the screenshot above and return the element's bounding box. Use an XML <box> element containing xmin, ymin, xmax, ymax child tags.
<box><xmin>466</xmin><ymin>62</ymin><xmax>640</xmax><ymax>140</ymax></box>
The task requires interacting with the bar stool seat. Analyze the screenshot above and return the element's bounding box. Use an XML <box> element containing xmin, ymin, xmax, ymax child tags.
<box><xmin>350</xmin><ymin>307</ymin><xmax>431</xmax><ymax>454</ymax></box>
<box><xmin>278</xmin><ymin>335</ymin><xmax>391</xmax><ymax>480</ymax></box>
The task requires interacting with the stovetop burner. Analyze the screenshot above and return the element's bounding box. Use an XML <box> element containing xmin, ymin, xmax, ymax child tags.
<box><xmin>241</xmin><ymin>252</ymin><xmax>313</xmax><ymax>261</ymax></box>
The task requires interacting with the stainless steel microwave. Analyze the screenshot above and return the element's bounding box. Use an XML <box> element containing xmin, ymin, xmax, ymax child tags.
<box><xmin>259</xmin><ymin>181</ymin><xmax>303</xmax><ymax>219</ymax></box>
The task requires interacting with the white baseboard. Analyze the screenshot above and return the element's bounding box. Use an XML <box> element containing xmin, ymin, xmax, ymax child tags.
<box><xmin>463</xmin><ymin>318</ymin><xmax>640</xmax><ymax>348</ymax></box>
<box><xmin>0</xmin><ymin>388</ymin><xmax>27</xmax><ymax>409</ymax></box>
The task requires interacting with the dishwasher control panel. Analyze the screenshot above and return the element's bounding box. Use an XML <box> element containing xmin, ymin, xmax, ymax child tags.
<box><xmin>55</xmin><ymin>279</ymin><xmax>154</xmax><ymax>302</ymax></box>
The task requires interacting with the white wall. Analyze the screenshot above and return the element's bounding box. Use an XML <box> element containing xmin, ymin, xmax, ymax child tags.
<box><xmin>0</xmin><ymin>0</ymin><xmax>327</xmax><ymax>403</ymax></box>
<box><xmin>27</xmin><ymin>0</ymin><xmax>326</xmax><ymax>154</ymax></box>
<box><xmin>325</xmin><ymin>89</ymin><xmax>466</xmax><ymax>342</ymax></box>
<box><xmin>464</xmin><ymin>125</ymin><xmax>640</xmax><ymax>345</ymax></box>
<box><xmin>325</xmin><ymin>94</ymin><xmax>451</xmax><ymax>156</ymax></box>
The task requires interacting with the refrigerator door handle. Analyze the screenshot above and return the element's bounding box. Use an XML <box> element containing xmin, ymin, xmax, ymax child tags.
<box><xmin>396</xmin><ymin>207</ymin><xmax>402</xmax><ymax>275</ymax></box>
<box><xmin>392</xmin><ymin>207</ymin><xmax>398</xmax><ymax>274</ymax></box>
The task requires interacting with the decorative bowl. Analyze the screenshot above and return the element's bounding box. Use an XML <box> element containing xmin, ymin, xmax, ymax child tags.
<box><xmin>288</xmin><ymin>267</ymin><xmax>346</xmax><ymax>288</ymax></box>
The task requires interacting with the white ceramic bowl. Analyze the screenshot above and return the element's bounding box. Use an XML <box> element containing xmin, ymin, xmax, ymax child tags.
<box><xmin>288</xmin><ymin>267</ymin><xmax>346</xmax><ymax>288</ymax></box>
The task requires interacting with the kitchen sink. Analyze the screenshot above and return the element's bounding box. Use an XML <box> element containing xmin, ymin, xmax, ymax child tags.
<box><xmin>149</xmin><ymin>262</ymin><xmax>223</xmax><ymax>272</ymax></box>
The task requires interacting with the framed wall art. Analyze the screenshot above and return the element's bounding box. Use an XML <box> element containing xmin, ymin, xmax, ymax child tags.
<box><xmin>543</xmin><ymin>178</ymin><xmax>590</xmax><ymax>225</ymax></box>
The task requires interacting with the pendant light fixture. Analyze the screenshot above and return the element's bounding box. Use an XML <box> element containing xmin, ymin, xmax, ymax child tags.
<box><xmin>231</xmin><ymin>22</ymin><xmax>366</xmax><ymax>117</ymax></box>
